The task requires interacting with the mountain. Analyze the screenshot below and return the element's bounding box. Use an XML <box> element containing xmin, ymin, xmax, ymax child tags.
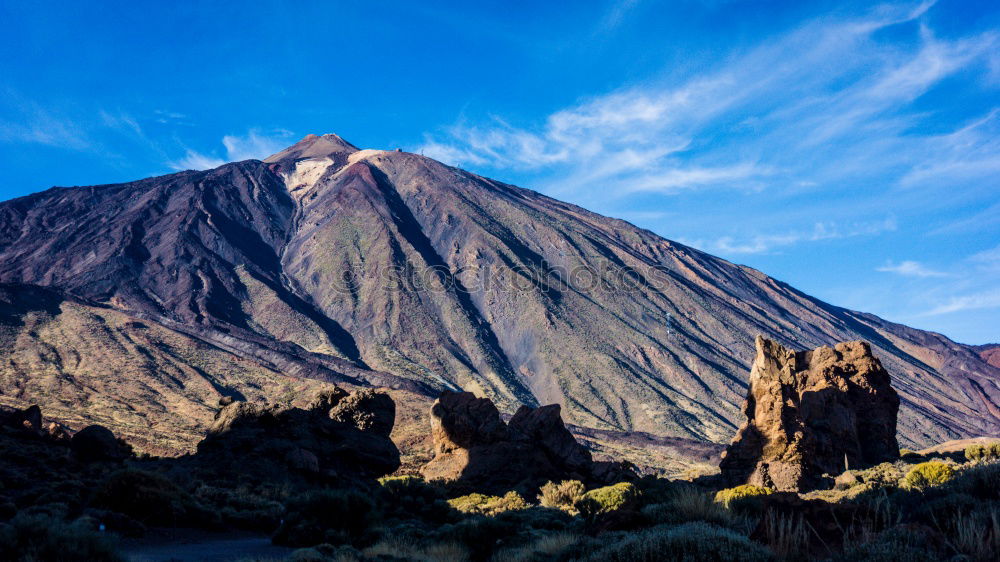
<box><xmin>1</xmin><ymin>134</ymin><xmax>997</xmax><ymax>457</ymax></box>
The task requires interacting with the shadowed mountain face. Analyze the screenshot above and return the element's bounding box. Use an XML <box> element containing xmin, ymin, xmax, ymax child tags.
<box><xmin>1</xmin><ymin>134</ymin><xmax>998</xmax><ymax>453</ymax></box>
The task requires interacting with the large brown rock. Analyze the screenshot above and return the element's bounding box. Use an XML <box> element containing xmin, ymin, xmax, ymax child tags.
<box><xmin>719</xmin><ymin>336</ymin><xmax>900</xmax><ymax>491</ymax></box>
<box><xmin>196</xmin><ymin>386</ymin><xmax>399</xmax><ymax>481</ymax></box>
<box><xmin>420</xmin><ymin>391</ymin><xmax>631</xmax><ymax>492</ymax></box>
<box><xmin>71</xmin><ymin>425</ymin><xmax>129</xmax><ymax>462</ymax></box>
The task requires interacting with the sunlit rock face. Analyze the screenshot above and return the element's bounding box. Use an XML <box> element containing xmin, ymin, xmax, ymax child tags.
<box><xmin>720</xmin><ymin>336</ymin><xmax>900</xmax><ymax>491</ymax></box>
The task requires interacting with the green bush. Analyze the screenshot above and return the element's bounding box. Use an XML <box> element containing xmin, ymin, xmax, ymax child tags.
<box><xmin>91</xmin><ymin>469</ymin><xmax>215</xmax><ymax>527</ymax></box>
<box><xmin>946</xmin><ymin>461</ymin><xmax>1000</xmax><ymax>501</ymax></box>
<box><xmin>964</xmin><ymin>444</ymin><xmax>986</xmax><ymax>463</ymax></box>
<box><xmin>272</xmin><ymin>489</ymin><xmax>381</xmax><ymax>547</ymax></box>
<box><xmin>965</xmin><ymin>443</ymin><xmax>1000</xmax><ymax>463</ymax></box>
<box><xmin>577</xmin><ymin>482</ymin><xmax>639</xmax><ymax>517</ymax></box>
<box><xmin>578</xmin><ymin>522</ymin><xmax>773</xmax><ymax>562</ymax></box>
<box><xmin>904</xmin><ymin>462</ymin><xmax>956</xmax><ymax>490</ymax></box>
<box><xmin>376</xmin><ymin>476</ymin><xmax>449</xmax><ymax>522</ymax></box>
<box><xmin>0</xmin><ymin>513</ymin><xmax>124</xmax><ymax>561</ymax></box>
<box><xmin>447</xmin><ymin>492</ymin><xmax>528</xmax><ymax>516</ymax></box>
<box><xmin>537</xmin><ymin>480</ymin><xmax>585</xmax><ymax>513</ymax></box>
<box><xmin>714</xmin><ymin>484</ymin><xmax>773</xmax><ymax>507</ymax></box>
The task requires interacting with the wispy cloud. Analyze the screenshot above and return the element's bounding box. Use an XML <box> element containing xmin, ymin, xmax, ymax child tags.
<box><xmin>682</xmin><ymin>218</ymin><xmax>897</xmax><ymax>255</ymax></box>
<box><xmin>924</xmin><ymin>289</ymin><xmax>1000</xmax><ymax>316</ymax></box>
<box><xmin>0</xmin><ymin>92</ymin><xmax>94</xmax><ymax>151</ymax></box>
<box><xmin>170</xmin><ymin>150</ymin><xmax>226</xmax><ymax>171</ymax></box>
<box><xmin>418</xmin><ymin>1</ymin><xmax>999</xmax><ymax>254</ymax></box>
<box><xmin>169</xmin><ymin>129</ymin><xmax>294</xmax><ymax>171</ymax></box>
<box><xmin>877</xmin><ymin>260</ymin><xmax>950</xmax><ymax>278</ymax></box>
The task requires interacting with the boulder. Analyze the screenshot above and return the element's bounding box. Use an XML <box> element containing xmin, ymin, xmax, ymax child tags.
<box><xmin>196</xmin><ymin>386</ymin><xmax>400</xmax><ymax>481</ymax></box>
<box><xmin>71</xmin><ymin>425</ymin><xmax>128</xmax><ymax>462</ymax></box>
<box><xmin>330</xmin><ymin>389</ymin><xmax>395</xmax><ymax>437</ymax></box>
<box><xmin>508</xmin><ymin>404</ymin><xmax>592</xmax><ymax>473</ymax></box>
<box><xmin>429</xmin><ymin>391</ymin><xmax>508</xmax><ymax>454</ymax></box>
<box><xmin>420</xmin><ymin>391</ymin><xmax>633</xmax><ymax>492</ymax></box>
<box><xmin>719</xmin><ymin>336</ymin><xmax>900</xmax><ymax>491</ymax></box>
<box><xmin>0</xmin><ymin>404</ymin><xmax>43</xmax><ymax>435</ymax></box>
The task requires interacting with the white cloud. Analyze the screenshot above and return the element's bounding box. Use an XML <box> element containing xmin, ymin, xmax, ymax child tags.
<box><xmin>923</xmin><ymin>289</ymin><xmax>1000</xmax><ymax>316</ymax></box>
<box><xmin>684</xmin><ymin>218</ymin><xmax>897</xmax><ymax>255</ymax></box>
<box><xmin>877</xmin><ymin>260</ymin><xmax>950</xmax><ymax>278</ymax></box>
<box><xmin>222</xmin><ymin>129</ymin><xmax>293</xmax><ymax>161</ymax></box>
<box><xmin>169</xmin><ymin>150</ymin><xmax>226</xmax><ymax>171</ymax></box>
<box><xmin>169</xmin><ymin>129</ymin><xmax>294</xmax><ymax>171</ymax></box>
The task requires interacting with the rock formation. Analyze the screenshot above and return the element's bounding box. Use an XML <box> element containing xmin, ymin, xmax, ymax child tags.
<box><xmin>420</xmin><ymin>391</ymin><xmax>632</xmax><ymax>492</ymax></box>
<box><xmin>0</xmin><ymin>404</ymin><xmax>42</xmax><ymax>436</ymax></box>
<box><xmin>719</xmin><ymin>336</ymin><xmax>900</xmax><ymax>491</ymax></box>
<box><xmin>195</xmin><ymin>386</ymin><xmax>400</xmax><ymax>481</ymax></box>
<box><xmin>70</xmin><ymin>425</ymin><xmax>131</xmax><ymax>462</ymax></box>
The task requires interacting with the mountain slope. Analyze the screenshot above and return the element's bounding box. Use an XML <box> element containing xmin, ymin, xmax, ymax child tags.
<box><xmin>1</xmin><ymin>134</ymin><xmax>997</xmax><ymax>452</ymax></box>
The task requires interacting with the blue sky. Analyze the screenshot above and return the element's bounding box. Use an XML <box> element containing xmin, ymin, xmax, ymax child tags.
<box><xmin>1</xmin><ymin>0</ymin><xmax>998</xmax><ymax>344</ymax></box>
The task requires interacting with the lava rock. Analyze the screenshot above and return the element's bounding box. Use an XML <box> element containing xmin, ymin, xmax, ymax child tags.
<box><xmin>719</xmin><ymin>336</ymin><xmax>900</xmax><ymax>491</ymax></box>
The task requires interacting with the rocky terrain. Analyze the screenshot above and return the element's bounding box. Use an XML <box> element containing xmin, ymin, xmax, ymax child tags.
<box><xmin>0</xmin><ymin>133</ymin><xmax>998</xmax><ymax>462</ymax></box>
<box><xmin>2</xmin><ymin>378</ymin><xmax>999</xmax><ymax>561</ymax></box>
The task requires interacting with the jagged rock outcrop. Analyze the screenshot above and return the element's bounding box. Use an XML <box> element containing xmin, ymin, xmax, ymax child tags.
<box><xmin>420</xmin><ymin>391</ymin><xmax>632</xmax><ymax>492</ymax></box>
<box><xmin>195</xmin><ymin>386</ymin><xmax>399</xmax><ymax>481</ymax></box>
<box><xmin>719</xmin><ymin>336</ymin><xmax>900</xmax><ymax>491</ymax></box>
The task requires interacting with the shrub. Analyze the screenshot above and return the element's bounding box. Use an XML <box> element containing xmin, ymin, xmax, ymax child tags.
<box><xmin>91</xmin><ymin>469</ymin><xmax>215</xmax><ymax>527</ymax></box>
<box><xmin>936</xmin><ymin>508</ymin><xmax>1000</xmax><ymax>562</ymax></box>
<box><xmin>272</xmin><ymin>489</ymin><xmax>381</xmax><ymax>547</ymax></box>
<box><xmin>432</xmin><ymin>516</ymin><xmax>519</xmax><ymax>559</ymax></box>
<box><xmin>965</xmin><ymin>443</ymin><xmax>1000</xmax><ymax>464</ymax></box>
<box><xmin>643</xmin><ymin>486</ymin><xmax>747</xmax><ymax>531</ymax></box>
<box><xmin>965</xmin><ymin>444</ymin><xmax>987</xmax><ymax>463</ymax></box>
<box><xmin>577</xmin><ymin>482</ymin><xmax>639</xmax><ymax>517</ymax></box>
<box><xmin>714</xmin><ymin>484</ymin><xmax>773</xmax><ymax>507</ymax></box>
<box><xmin>447</xmin><ymin>492</ymin><xmax>528</xmax><ymax>516</ymax></box>
<box><xmin>0</xmin><ymin>513</ymin><xmax>124</xmax><ymax>562</ymax></box>
<box><xmin>836</xmin><ymin>525</ymin><xmax>940</xmax><ymax>561</ymax></box>
<box><xmin>194</xmin><ymin>485</ymin><xmax>283</xmax><ymax>532</ymax></box>
<box><xmin>364</xmin><ymin>537</ymin><xmax>469</xmax><ymax>561</ymax></box>
<box><xmin>578</xmin><ymin>522</ymin><xmax>773</xmax><ymax>562</ymax></box>
<box><xmin>377</xmin><ymin>476</ymin><xmax>449</xmax><ymax>522</ymax></box>
<box><xmin>492</xmin><ymin>531</ymin><xmax>580</xmax><ymax>562</ymax></box>
<box><xmin>537</xmin><ymin>480</ymin><xmax>585</xmax><ymax>513</ymax></box>
<box><xmin>946</xmin><ymin>461</ymin><xmax>1000</xmax><ymax>501</ymax></box>
<box><xmin>904</xmin><ymin>462</ymin><xmax>956</xmax><ymax>490</ymax></box>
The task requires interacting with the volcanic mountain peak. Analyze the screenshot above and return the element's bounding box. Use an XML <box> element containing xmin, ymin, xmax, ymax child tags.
<box><xmin>264</xmin><ymin>133</ymin><xmax>372</xmax><ymax>199</ymax></box>
<box><xmin>263</xmin><ymin>133</ymin><xmax>358</xmax><ymax>163</ymax></box>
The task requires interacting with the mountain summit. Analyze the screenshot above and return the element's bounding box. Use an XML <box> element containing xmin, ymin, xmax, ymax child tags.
<box><xmin>0</xmin><ymin>134</ymin><xmax>997</xmax><ymax>455</ymax></box>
